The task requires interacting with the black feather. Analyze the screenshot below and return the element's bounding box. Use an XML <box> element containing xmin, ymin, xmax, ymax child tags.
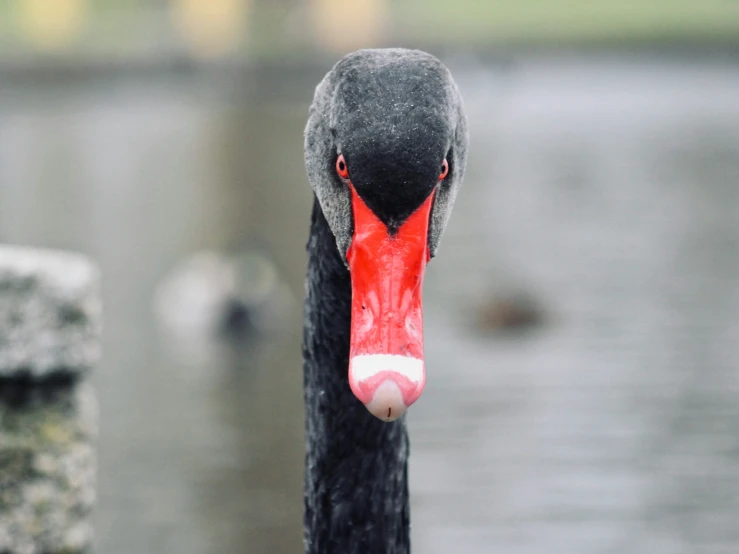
<box><xmin>303</xmin><ymin>199</ymin><xmax>410</xmax><ymax>554</ymax></box>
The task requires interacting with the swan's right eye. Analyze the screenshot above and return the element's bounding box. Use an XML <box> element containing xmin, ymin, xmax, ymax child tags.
<box><xmin>336</xmin><ymin>155</ymin><xmax>349</xmax><ymax>179</ymax></box>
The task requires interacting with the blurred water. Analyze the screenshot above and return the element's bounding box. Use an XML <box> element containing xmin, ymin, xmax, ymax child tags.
<box><xmin>0</xmin><ymin>54</ymin><xmax>738</xmax><ymax>553</ymax></box>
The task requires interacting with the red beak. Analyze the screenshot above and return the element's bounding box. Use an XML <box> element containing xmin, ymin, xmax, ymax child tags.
<box><xmin>346</xmin><ymin>183</ymin><xmax>434</xmax><ymax>421</ymax></box>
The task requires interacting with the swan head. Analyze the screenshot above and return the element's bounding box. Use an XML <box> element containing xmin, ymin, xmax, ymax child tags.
<box><xmin>304</xmin><ymin>48</ymin><xmax>468</xmax><ymax>421</ymax></box>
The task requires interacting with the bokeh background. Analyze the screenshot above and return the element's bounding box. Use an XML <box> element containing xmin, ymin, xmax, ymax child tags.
<box><xmin>1</xmin><ymin>1</ymin><xmax>739</xmax><ymax>552</ymax></box>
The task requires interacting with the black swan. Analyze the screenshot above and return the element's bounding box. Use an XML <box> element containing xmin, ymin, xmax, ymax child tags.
<box><xmin>302</xmin><ymin>48</ymin><xmax>468</xmax><ymax>553</ymax></box>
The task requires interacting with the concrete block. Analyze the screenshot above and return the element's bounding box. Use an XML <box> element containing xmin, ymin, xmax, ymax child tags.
<box><xmin>0</xmin><ymin>383</ymin><xmax>97</xmax><ymax>554</ymax></box>
<box><xmin>0</xmin><ymin>245</ymin><xmax>102</xmax><ymax>379</ymax></box>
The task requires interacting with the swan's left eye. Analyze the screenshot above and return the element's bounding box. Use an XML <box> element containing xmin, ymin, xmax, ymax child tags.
<box><xmin>439</xmin><ymin>158</ymin><xmax>449</xmax><ymax>180</ymax></box>
<box><xmin>336</xmin><ymin>154</ymin><xmax>349</xmax><ymax>179</ymax></box>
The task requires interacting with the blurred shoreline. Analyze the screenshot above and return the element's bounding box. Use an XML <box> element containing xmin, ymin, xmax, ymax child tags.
<box><xmin>1</xmin><ymin>42</ymin><xmax>738</xmax><ymax>88</ymax></box>
<box><xmin>1</xmin><ymin>0</ymin><xmax>738</xmax><ymax>81</ymax></box>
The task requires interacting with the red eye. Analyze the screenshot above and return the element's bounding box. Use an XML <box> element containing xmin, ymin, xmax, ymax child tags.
<box><xmin>439</xmin><ymin>158</ymin><xmax>449</xmax><ymax>180</ymax></box>
<box><xmin>336</xmin><ymin>154</ymin><xmax>349</xmax><ymax>179</ymax></box>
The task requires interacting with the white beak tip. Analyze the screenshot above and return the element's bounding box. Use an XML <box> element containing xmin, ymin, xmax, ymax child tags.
<box><xmin>364</xmin><ymin>380</ymin><xmax>407</xmax><ymax>422</ymax></box>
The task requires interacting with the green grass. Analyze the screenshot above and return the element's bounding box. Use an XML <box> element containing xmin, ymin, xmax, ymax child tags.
<box><xmin>395</xmin><ymin>0</ymin><xmax>739</xmax><ymax>45</ymax></box>
<box><xmin>0</xmin><ymin>0</ymin><xmax>738</xmax><ymax>63</ymax></box>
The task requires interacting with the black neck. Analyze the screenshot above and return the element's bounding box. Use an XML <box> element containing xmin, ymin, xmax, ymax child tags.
<box><xmin>302</xmin><ymin>197</ymin><xmax>410</xmax><ymax>554</ymax></box>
